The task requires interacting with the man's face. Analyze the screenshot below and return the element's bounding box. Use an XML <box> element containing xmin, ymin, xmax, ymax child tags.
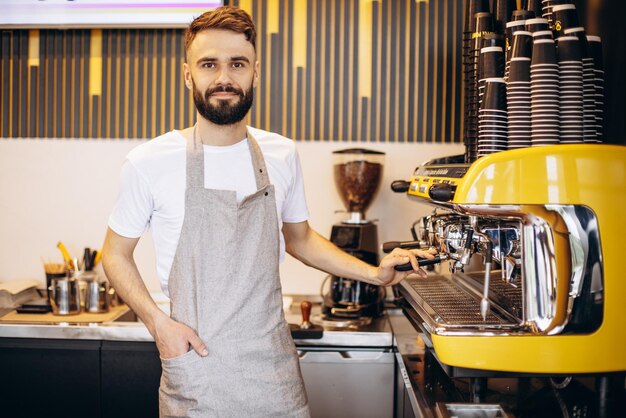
<box><xmin>184</xmin><ymin>29</ymin><xmax>259</xmax><ymax>125</ymax></box>
<box><xmin>191</xmin><ymin>76</ymin><xmax>254</xmax><ymax>125</ymax></box>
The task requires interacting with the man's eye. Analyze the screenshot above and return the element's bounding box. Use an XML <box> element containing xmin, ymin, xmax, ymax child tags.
<box><xmin>202</xmin><ymin>62</ymin><xmax>215</xmax><ymax>68</ymax></box>
<box><xmin>232</xmin><ymin>62</ymin><xmax>245</xmax><ymax>68</ymax></box>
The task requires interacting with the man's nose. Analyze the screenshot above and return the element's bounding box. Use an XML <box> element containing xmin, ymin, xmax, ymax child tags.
<box><xmin>215</xmin><ymin>67</ymin><xmax>232</xmax><ymax>85</ymax></box>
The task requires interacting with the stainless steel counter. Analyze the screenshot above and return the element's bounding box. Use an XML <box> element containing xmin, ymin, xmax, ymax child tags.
<box><xmin>0</xmin><ymin>296</ymin><xmax>393</xmax><ymax>348</ymax></box>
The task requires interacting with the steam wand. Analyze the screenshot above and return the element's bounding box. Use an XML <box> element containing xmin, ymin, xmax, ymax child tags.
<box><xmin>468</xmin><ymin>216</ymin><xmax>493</xmax><ymax>321</ymax></box>
<box><xmin>480</xmin><ymin>241</ymin><xmax>493</xmax><ymax>321</ymax></box>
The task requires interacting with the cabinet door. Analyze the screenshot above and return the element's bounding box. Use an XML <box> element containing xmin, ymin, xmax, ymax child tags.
<box><xmin>298</xmin><ymin>350</ymin><xmax>395</xmax><ymax>418</ymax></box>
<box><xmin>0</xmin><ymin>338</ymin><xmax>101</xmax><ymax>418</ymax></box>
<box><xmin>394</xmin><ymin>353</ymin><xmax>420</xmax><ymax>418</ymax></box>
<box><xmin>101</xmin><ymin>341</ymin><xmax>161</xmax><ymax>418</ymax></box>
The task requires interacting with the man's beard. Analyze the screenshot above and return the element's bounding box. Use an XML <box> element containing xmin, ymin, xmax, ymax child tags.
<box><xmin>193</xmin><ymin>82</ymin><xmax>254</xmax><ymax>125</ymax></box>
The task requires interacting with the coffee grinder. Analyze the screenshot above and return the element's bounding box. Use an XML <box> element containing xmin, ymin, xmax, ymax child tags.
<box><xmin>321</xmin><ymin>148</ymin><xmax>386</xmax><ymax>322</ymax></box>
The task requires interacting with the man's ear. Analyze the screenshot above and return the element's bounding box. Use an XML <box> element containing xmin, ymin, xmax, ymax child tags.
<box><xmin>183</xmin><ymin>62</ymin><xmax>192</xmax><ymax>89</ymax></box>
<box><xmin>253</xmin><ymin>61</ymin><xmax>260</xmax><ymax>88</ymax></box>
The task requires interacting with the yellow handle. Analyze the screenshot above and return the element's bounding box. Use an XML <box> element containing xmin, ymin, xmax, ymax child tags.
<box><xmin>56</xmin><ymin>241</ymin><xmax>73</xmax><ymax>269</ymax></box>
<box><xmin>93</xmin><ymin>249</ymin><xmax>102</xmax><ymax>267</ymax></box>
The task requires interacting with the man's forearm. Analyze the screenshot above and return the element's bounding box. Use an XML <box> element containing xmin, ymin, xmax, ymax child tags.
<box><xmin>102</xmin><ymin>253</ymin><xmax>167</xmax><ymax>335</ymax></box>
<box><xmin>286</xmin><ymin>227</ymin><xmax>379</xmax><ymax>284</ymax></box>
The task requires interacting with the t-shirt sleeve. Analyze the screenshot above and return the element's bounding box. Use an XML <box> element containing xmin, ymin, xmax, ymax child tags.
<box><xmin>281</xmin><ymin>147</ymin><xmax>310</xmax><ymax>223</ymax></box>
<box><xmin>108</xmin><ymin>159</ymin><xmax>154</xmax><ymax>238</ymax></box>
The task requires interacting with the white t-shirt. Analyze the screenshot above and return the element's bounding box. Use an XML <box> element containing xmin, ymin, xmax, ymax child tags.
<box><xmin>108</xmin><ymin>127</ymin><xmax>309</xmax><ymax>295</ymax></box>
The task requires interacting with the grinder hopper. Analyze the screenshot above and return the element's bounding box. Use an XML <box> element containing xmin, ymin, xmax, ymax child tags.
<box><xmin>332</xmin><ymin>148</ymin><xmax>385</xmax><ymax>224</ymax></box>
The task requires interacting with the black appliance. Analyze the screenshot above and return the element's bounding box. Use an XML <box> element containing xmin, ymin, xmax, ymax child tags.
<box><xmin>321</xmin><ymin>148</ymin><xmax>386</xmax><ymax>321</ymax></box>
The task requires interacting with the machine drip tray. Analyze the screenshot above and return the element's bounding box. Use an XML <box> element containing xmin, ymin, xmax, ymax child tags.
<box><xmin>400</xmin><ymin>275</ymin><xmax>520</xmax><ymax>329</ymax></box>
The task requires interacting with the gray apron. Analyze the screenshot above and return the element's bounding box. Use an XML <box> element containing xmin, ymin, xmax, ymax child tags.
<box><xmin>158</xmin><ymin>128</ymin><xmax>310</xmax><ymax>418</ymax></box>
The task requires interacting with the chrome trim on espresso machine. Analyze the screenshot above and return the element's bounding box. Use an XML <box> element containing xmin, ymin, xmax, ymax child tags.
<box><xmin>398</xmin><ymin>203</ymin><xmax>603</xmax><ymax>337</ymax></box>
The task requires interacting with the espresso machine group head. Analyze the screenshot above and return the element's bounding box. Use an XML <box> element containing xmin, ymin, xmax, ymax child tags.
<box><xmin>392</xmin><ymin>144</ymin><xmax>626</xmax><ymax>375</ymax></box>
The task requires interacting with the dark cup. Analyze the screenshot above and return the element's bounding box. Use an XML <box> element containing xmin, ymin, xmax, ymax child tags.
<box><xmin>478</xmin><ymin>139</ymin><xmax>508</xmax><ymax>145</ymax></box>
<box><xmin>587</xmin><ymin>35</ymin><xmax>604</xmax><ymax>143</ymax></box>
<box><xmin>532</xmin><ymin>30</ymin><xmax>554</xmax><ymax>41</ymax></box>
<box><xmin>506</xmin><ymin>20</ymin><xmax>527</xmax><ymax>61</ymax></box>
<box><xmin>532</xmin><ymin>39</ymin><xmax>557</xmax><ymax>65</ymax></box>
<box><xmin>479</xmin><ymin>117</ymin><xmax>508</xmax><ymax>124</ymax></box>
<box><xmin>482</xmin><ymin>33</ymin><xmax>506</xmax><ymax>49</ymax></box>
<box><xmin>506</xmin><ymin>21</ymin><xmax>527</xmax><ymax>42</ymax></box>
<box><xmin>479</xmin><ymin>119</ymin><xmax>508</xmax><ymax>126</ymax></box>
<box><xmin>512</xmin><ymin>9</ymin><xmax>535</xmax><ymax>22</ymax></box>
<box><xmin>482</xmin><ymin>78</ymin><xmax>507</xmax><ymax>111</ymax></box>
<box><xmin>556</xmin><ymin>36</ymin><xmax>582</xmax><ymax>63</ymax></box>
<box><xmin>509</xmin><ymin>57</ymin><xmax>531</xmax><ymax>82</ymax></box>
<box><xmin>553</xmin><ymin>4</ymin><xmax>580</xmax><ymax>38</ymax></box>
<box><xmin>526</xmin><ymin>17</ymin><xmax>550</xmax><ymax>33</ymax></box>
<box><xmin>587</xmin><ymin>35</ymin><xmax>603</xmax><ymax>70</ymax></box>
<box><xmin>526</xmin><ymin>0</ymin><xmax>543</xmax><ymax>17</ymax></box>
<box><xmin>480</xmin><ymin>46</ymin><xmax>505</xmax><ymax>79</ymax></box>
<box><xmin>473</xmin><ymin>12</ymin><xmax>496</xmax><ymax>83</ymax></box>
<box><xmin>466</xmin><ymin>0</ymin><xmax>490</xmax><ymax>33</ymax></box>
<box><xmin>542</xmin><ymin>0</ymin><xmax>571</xmax><ymax>23</ymax></box>
<box><xmin>511</xmin><ymin>31</ymin><xmax>533</xmax><ymax>59</ymax></box>
<box><xmin>564</xmin><ymin>27</ymin><xmax>590</xmax><ymax>58</ymax></box>
<box><xmin>475</xmin><ymin>12</ymin><xmax>495</xmax><ymax>35</ymax></box>
<box><xmin>494</xmin><ymin>0</ymin><xmax>516</xmax><ymax>34</ymax></box>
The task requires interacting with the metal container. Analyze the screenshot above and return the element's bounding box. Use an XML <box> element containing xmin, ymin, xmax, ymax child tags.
<box><xmin>48</xmin><ymin>277</ymin><xmax>81</xmax><ymax>315</ymax></box>
<box><xmin>84</xmin><ymin>276</ymin><xmax>110</xmax><ymax>313</ymax></box>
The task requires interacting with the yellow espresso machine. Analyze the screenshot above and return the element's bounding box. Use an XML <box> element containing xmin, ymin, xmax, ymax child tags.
<box><xmin>391</xmin><ymin>145</ymin><xmax>626</xmax><ymax>376</ymax></box>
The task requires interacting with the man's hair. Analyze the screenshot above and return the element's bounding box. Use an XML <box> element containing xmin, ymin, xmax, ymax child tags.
<box><xmin>184</xmin><ymin>6</ymin><xmax>257</xmax><ymax>62</ymax></box>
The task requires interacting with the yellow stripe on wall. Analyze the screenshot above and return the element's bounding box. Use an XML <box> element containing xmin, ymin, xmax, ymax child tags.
<box><xmin>293</xmin><ymin>0</ymin><xmax>307</xmax><ymax>68</ymax></box>
<box><xmin>239</xmin><ymin>0</ymin><xmax>253</xmax><ymax>16</ymax></box>
<box><xmin>267</xmin><ymin>0</ymin><xmax>279</xmax><ymax>34</ymax></box>
<box><xmin>89</xmin><ymin>30</ymin><xmax>102</xmax><ymax>96</ymax></box>
<box><xmin>358</xmin><ymin>0</ymin><xmax>373</xmax><ymax>99</ymax></box>
<box><xmin>28</xmin><ymin>30</ymin><xmax>39</xmax><ymax>67</ymax></box>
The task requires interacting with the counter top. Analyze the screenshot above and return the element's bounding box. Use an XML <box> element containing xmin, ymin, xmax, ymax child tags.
<box><xmin>0</xmin><ymin>297</ymin><xmax>394</xmax><ymax>348</ymax></box>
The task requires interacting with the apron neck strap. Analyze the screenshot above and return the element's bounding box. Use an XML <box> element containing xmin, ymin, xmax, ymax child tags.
<box><xmin>246</xmin><ymin>129</ymin><xmax>270</xmax><ymax>190</ymax></box>
<box><xmin>186</xmin><ymin>125</ymin><xmax>270</xmax><ymax>190</ymax></box>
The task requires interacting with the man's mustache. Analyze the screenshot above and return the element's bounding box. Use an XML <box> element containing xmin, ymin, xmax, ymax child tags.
<box><xmin>205</xmin><ymin>85</ymin><xmax>244</xmax><ymax>99</ymax></box>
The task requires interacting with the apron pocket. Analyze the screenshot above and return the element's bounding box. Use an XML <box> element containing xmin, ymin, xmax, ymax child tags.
<box><xmin>159</xmin><ymin>350</ymin><xmax>207</xmax><ymax>414</ymax></box>
<box><xmin>160</xmin><ymin>349</ymin><xmax>202</xmax><ymax>368</ymax></box>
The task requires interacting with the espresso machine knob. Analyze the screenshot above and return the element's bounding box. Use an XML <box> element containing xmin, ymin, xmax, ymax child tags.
<box><xmin>391</xmin><ymin>180</ymin><xmax>411</xmax><ymax>193</ymax></box>
<box><xmin>428</xmin><ymin>183</ymin><xmax>456</xmax><ymax>202</ymax></box>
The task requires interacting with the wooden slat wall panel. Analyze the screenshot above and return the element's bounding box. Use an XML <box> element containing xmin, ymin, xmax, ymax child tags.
<box><xmin>0</xmin><ymin>0</ymin><xmax>463</xmax><ymax>142</ymax></box>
